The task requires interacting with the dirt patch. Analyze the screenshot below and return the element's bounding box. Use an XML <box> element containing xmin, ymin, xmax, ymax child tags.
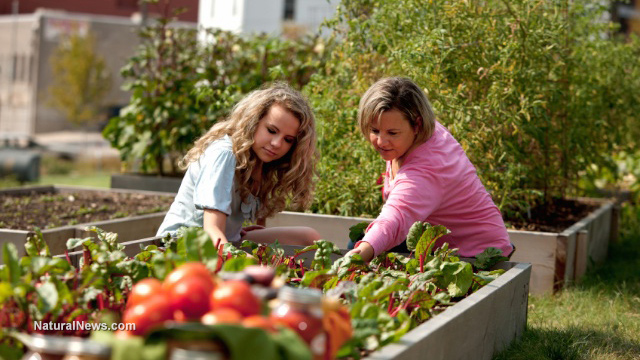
<box><xmin>503</xmin><ymin>198</ymin><xmax>600</xmax><ymax>233</ymax></box>
<box><xmin>0</xmin><ymin>190</ymin><xmax>174</xmax><ymax>230</ymax></box>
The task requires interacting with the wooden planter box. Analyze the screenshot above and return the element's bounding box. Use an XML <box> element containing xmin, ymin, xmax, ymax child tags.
<box><xmin>364</xmin><ymin>261</ymin><xmax>530</xmax><ymax>360</ymax></box>
<box><xmin>509</xmin><ymin>198</ymin><xmax>614</xmax><ymax>295</ymax></box>
<box><xmin>111</xmin><ymin>173</ymin><xmax>183</xmax><ymax>193</ymax></box>
<box><xmin>266</xmin><ymin>199</ymin><xmax>615</xmax><ymax>295</ymax></box>
<box><xmin>60</xmin><ymin>237</ymin><xmax>530</xmax><ymax>360</ymax></box>
<box><xmin>0</xmin><ymin>185</ymin><xmax>173</xmax><ymax>261</ymax></box>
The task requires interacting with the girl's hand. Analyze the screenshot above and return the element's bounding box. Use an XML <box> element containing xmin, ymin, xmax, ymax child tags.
<box><xmin>213</xmin><ymin>237</ymin><xmax>228</xmax><ymax>249</ymax></box>
<box><xmin>345</xmin><ymin>241</ymin><xmax>375</xmax><ymax>262</ymax></box>
<box><xmin>240</xmin><ymin>225</ymin><xmax>266</xmax><ymax>237</ymax></box>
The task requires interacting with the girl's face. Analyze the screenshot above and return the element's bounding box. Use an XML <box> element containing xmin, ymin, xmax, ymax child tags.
<box><xmin>252</xmin><ymin>104</ymin><xmax>300</xmax><ymax>163</ymax></box>
<box><xmin>369</xmin><ymin>109</ymin><xmax>418</xmax><ymax>162</ymax></box>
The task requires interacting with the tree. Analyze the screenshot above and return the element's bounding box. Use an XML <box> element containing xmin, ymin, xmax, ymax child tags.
<box><xmin>47</xmin><ymin>32</ymin><xmax>112</xmax><ymax>127</ymax></box>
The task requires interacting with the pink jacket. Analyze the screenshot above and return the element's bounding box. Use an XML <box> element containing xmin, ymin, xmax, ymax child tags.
<box><xmin>361</xmin><ymin>121</ymin><xmax>512</xmax><ymax>258</ymax></box>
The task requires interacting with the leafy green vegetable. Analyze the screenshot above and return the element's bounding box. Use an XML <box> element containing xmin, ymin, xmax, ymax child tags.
<box><xmin>348</xmin><ymin>222</ymin><xmax>369</xmax><ymax>243</ymax></box>
<box><xmin>474</xmin><ymin>247</ymin><xmax>510</xmax><ymax>270</ymax></box>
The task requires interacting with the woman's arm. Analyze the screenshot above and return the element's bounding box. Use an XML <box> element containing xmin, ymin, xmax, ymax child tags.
<box><xmin>356</xmin><ymin>169</ymin><xmax>443</xmax><ymax>260</ymax></box>
<box><xmin>203</xmin><ymin>209</ymin><xmax>228</xmax><ymax>247</ymax></box>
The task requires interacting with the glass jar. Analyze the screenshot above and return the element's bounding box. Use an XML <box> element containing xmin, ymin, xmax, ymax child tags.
<box><xmin>269</xmin><ymin>286</ymin><xmax>325</xmax><ymax>359</ymax></box>
<box><xmin>61</xmin><ymin>338</ymin><xmax>111</xmax><ymax>360</ymax></box>
<box><xmin>166</xmin><ymin>339</ymin><xmax>228</xmax><ymax>360</ymax></box>
<box><xmin>14</xmin><ymin>334</ymin><xmax>109</xmax><ymax>360</ymax></box>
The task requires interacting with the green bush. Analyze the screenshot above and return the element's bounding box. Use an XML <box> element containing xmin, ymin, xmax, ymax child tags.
<box><xmin>104</xmin><ymin>14</ymin><xmax>330</xmax><ymax>175</ymax></box>
<box><xmin>305</xmin><ymin>0</ymin><xmax>640</xmax><ymax>217</ymax></box>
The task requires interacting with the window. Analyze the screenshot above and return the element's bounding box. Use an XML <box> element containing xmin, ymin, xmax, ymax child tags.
<box><xmin>283</xmin><ymin>0</ymin><xmax>295</xmax><ymax>20</ymax></box>
<box><xmin>211</xmin><ymin>0</ymin><xmax>216</xmax><ymax>18</ymax></box>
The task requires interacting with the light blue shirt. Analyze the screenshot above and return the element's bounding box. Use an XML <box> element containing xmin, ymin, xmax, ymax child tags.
<box><xmin>156</xmin><ymin>135</ymin><xmax>259</xmax><ymax>243</ymax></box>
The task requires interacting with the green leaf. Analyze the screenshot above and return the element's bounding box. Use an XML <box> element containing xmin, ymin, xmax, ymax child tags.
<box><xmin>474</xmin><ymin>247</ymin><xmax>509</xmax><ymax>270</ymax></box>
<box><xmin>0</xmin><ymin>282</ymin><xmax>13</xmax><ymax>303</ymax></box>
<box><xmin>222</xmin><ymin>257</ymin><xmax>257</xmax><ymax>272</ymax></box>
<box><xmin>436</xmin><ymin>261</ymin><xmax>473</xmax><ymax>298</ymax></box>
<box><xmin>348</xmin><ymin>222</ymin><xmax>369</xmax><ymax>242</ymax></box>
<box><xmin>415</xmin><ymin>223</ymin><xmax>451</xmax><ymax>257</ymax></box>
<box><xmin>405</xmin><ymin>222</ymin><xmax>427</xmax><ymax>251</ymax></box>
<box><xmin>372</xmin><ymin>278</ymin><xmax>409</xmax><ymax>300</ymax></box>
<box><xmin>29</xmin><ymin>257</ymin><xmax>71</xmax><ymax>277</ymax></box>
<box><xmin>25</xmin><ymin>229</ymin><xmax>50</xmax><ymax>257</ymax></box>
<box><xmin>66</xmin><ymin>237</ymin><xmax>91</xmax><ymax>250</ymax></box>
<box><xmin>2</xmin><ymin>243</ymin><xmax>21</xmax><ymax>286</ymax></box>
<box><xmin>35</xmin><ymin>281</ymin><xmax>59</xmax><ymax>314</ymax></box>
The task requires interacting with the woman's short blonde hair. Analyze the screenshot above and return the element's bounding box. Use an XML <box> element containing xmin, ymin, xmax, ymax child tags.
<box><xmin>182</xmin><ymin>82</ymin><xmax>317</xmax><ymax>218</ymax></box>
<box><xmin>358</xmin><ymin>77</ymin><xmax>436</xmax><ymax>143</ymax></box>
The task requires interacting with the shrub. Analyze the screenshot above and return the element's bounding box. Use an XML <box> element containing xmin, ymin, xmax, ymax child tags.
<box><xmin>104</xmin><ymin>11</ymin><xmax>330</xmax><ymax>175</ymax></box>
<box><xmin>305</xmin><ymin>0</ymin><xmax>640</xmax><ymax>217</ymax></box>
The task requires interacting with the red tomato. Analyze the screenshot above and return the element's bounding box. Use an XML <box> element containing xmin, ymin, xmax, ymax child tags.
<box><xmin>122</xmin><ymin>296</ymin><xmax>173</xmax><ymax>336</ymax></box>
<box><xmin>242</xmin><ymin>315</ymin><xmax>276</xmax><ymax>333</ymax></box>
<box><xmin>210</xmin><ymin>281</ymin><xmax>260</xmax><ymax>317</ymax></box>
<box><xmin>201</xmin><ymin>308</ymin><xmax>243</xmax><ymax>325</ymax></box>
<box><xmin>163</xmin><ymin>262</ymin><xmax>214</xmax><ymax>293</ymax></box>
<box><xmin>167</xmin><ymin>276</ymin><xmax>214</xmax><ymax>319</ymax></box>
<box><xmin>127</xmin><ymin>278</ymin><xmax>164</xmax><ymax>308</ymax></box>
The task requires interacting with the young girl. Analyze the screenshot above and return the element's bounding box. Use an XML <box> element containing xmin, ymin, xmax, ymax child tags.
<box><xmin>157</xmin><ymin>83</ymin><xmax>321</xmax><ymax>247</ymax></box>
<box><xmin>346</xmin><ymin>77</ymin><xmax>514</xmax><ymax>262</ymax></box>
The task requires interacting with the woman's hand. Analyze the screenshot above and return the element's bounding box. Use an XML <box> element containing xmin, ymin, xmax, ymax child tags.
<box><xmin>345</xmin><ymin>241</ymin><xmax>375</xmax><ymax>262</ymax></box>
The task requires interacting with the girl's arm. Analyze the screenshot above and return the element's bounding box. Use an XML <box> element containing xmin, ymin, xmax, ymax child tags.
<box><xmin>204</xmin><ymin>209</ymin><xmax>228</xmax><ymax>247</ymax></box>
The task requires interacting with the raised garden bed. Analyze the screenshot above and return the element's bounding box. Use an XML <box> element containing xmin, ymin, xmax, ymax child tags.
<box><xmin>0</xmin><ymin>185</ymin><xmax>174</xmax><ymax>261</ymax></box>
<box><xmin>58</xmin><ymin>234</ymin><xmax>530</xmax><ymax>360</ymax></box>
<box><xmin>111</xmin><ymin>173</ymin><xmax>182</xmax><ymax>193</ymax></box>
<box><xmin>265</xmin><ymin>198</ymin><xmax>615</xmax><ymax>295</ymax></box>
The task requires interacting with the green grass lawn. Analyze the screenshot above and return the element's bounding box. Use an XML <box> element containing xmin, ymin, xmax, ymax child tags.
<box><xmin>495</xmin><ymin>203</ymin><xmax>640</xmax><ymax>360</ymax></box>
<box><xmin>36</xmin><ymin>172</ymin><xmax>112</xmax><ymax>188</ymax></box>
<box><xmin>0</xmin><ymin>172</ymin><xmax>112</xmax><ymax>189</ymax></box>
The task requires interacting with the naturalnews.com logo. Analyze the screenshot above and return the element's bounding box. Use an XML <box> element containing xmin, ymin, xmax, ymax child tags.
<box><xmin>33</xmin><ymin>321</ymin><xmax>135</xmax><ymax>332</ymax></box>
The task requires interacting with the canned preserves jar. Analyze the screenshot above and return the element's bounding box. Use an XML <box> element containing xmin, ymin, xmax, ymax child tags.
<box><xmin>269</xmin><ymin>286</ymin><xmax>325</xmax><ymax>359</ymax></box>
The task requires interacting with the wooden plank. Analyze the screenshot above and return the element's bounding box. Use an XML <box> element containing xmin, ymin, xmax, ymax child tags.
<box><xmin>0</xmin><ymin>185</ymin><xmax>55</xmax><ymax>196</ymax></box>
<box><xmin>554</xmin><ymin>233</ymin><xmax>576</xmax><ymax>290</ymax></box>
<box><xmin>55</xmin><ymin>185</ymin><xmax>177</xmax><ymax>197</ymax></box>
<box><xmin>585</xmin><ymin>203</ymin><xmax>613</xmax><ymax>265</ymax></box>
<box><xmin>574</xmin><ymin>230</ymin><xmax>589</xmax><ymax>281</ymax></box>
<box><xmin>364</xmin><ymin>262</ymin><xmax>531</xmax><ymax>360</ymax></box>
<box><xmin>0</xmin><ymin>229</ymin><xmax>30</xmax><ymax>260</ymax></box>
<box><xmin>42</xmin><ymin>228</ymin><xmax>79</xmax><ymax>255</ymax></box>
<box><xmin>508</xmin><ymin>230</ymin><xmax>557</xmax><ymax>295</ymax></box>
<box><xmin>266</xmin><ymin>212</ymin><xmax>373</xmax><ymax>249</ymax></box>
<box><xmin>57</xmin><ymin>236</ymin><xmax>165</xmax><ymax>267</ymax></box>
<box><xmin>75</xmin><ymin>213</ymin><xmax>167</xmax><ymax>243</ymax></box>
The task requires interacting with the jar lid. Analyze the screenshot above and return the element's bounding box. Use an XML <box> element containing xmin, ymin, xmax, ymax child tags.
<box><xmin>12</xmin><ymin>333</ymin><xmax>109</xmax><ymax>356</ymax></box>
<box><xmin>277</xmin><ymin>286</ymin><xmax>322</xmax><ymax>304</ymax></box>
<box><xmin>66</xmin><ymin>338</ymin><xmax>112</xmax><ymax>357</ymax></box>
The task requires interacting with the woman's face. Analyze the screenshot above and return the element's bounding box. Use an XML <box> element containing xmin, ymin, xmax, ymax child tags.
<box><xmin>368</xmin><ymin>109</ymin><xmax>417</xmax><ymax>162</ymax></box>
<box><xmin>252</xmin><ymin>104</ymin><xmax>300</xmax><ymax>163</ymax></box>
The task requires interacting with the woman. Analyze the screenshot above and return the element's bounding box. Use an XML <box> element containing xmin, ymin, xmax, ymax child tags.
<box><xmin>346</xmin><ymin>77</ymin><xmax>513</xmax><ymax>262</ymax></box>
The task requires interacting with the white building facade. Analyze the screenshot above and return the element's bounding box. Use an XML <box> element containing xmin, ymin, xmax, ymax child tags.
<box><xmin>198</xmin><ymin>0</ymin><xmax>338</xmax><ymax>36</ymax></box>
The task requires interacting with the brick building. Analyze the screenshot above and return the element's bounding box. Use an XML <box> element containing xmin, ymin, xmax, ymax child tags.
<box><xmin>0</xmin><ymin>0</ymin><xmax>199</xmax><ymax>22</ymax></box>
<box><xmin>0</xmin><ymin>7</ymin><xmax>195</xmax><ymax>134</ymax></box>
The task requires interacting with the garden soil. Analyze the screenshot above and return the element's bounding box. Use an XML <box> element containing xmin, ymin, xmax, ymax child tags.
<box><xmin>0</xmin><ymin>191</ymin><xmax>173</xmax><ymax>230</ymax></box>
<box><xmin>503</xmin><ymin>198</ymin><xmax>599</xmax><ymax>233</ymax></box>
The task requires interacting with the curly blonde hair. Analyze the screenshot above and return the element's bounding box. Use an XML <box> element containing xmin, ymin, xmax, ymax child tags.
<box><xmin>181</xmin><ymin>83</ymin><xmax>317</xmax><ymax>218</ymax></box>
